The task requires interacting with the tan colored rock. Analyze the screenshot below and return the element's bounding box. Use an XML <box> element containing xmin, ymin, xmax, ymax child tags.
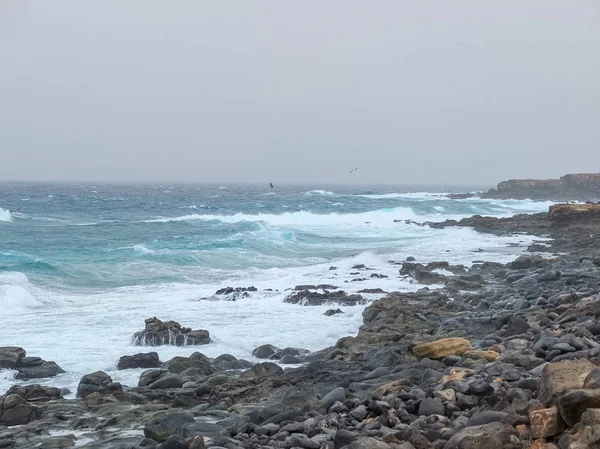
<box><xmin>375</xmin><ymin>380</ymin><xmax>410</xmax><ymax>396</ymax></box>
<box><xmin>441</xmin><ymin>368</ymin><xmax>474</xmax><ymax>384</ymax></box>
<box><xmin>538</xmin><ymin>359</ymin><xmax>596</xmax><ymax>406</ymax></box>
<box><xmin>463</xmin><ymin>350</ymin><xmax>498</xmax><ymax>362</ymax></box>
<box><xmin>529</xmin><ymin>406</ymin><xmax>564</xmax><ymax>439</ymax></box>
<box><xmin>581</xmin><ymin>408</ymin><xmax>600</xmax><ymax>426</ymax></box>
<box><xmin>438</xmin><ymin>389</ymin><xmax>456</xmax><ymax>401</ymax></box>
<box><xmin>412</xmin><ymin>338</ymin><xmax>472</xmax><ymax>360</ymax></box>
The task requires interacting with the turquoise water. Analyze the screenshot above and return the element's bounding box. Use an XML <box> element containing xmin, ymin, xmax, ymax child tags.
<box><xmin>0</xmin><ymin>183</ymin><xmax>552</xmax><ymax>393</ymax></box>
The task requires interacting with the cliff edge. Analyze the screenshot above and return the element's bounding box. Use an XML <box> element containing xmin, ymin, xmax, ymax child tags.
<box><xmin>483</xmin><ymin>173</ymin><xmax>600</xmax><ymax>200</ymax></box>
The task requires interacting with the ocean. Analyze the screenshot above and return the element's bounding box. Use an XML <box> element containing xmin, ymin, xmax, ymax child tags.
<box><xmin>0</xmin><ymin>183</ymin><xmax>553</xmax><ymax>394</ymax></box>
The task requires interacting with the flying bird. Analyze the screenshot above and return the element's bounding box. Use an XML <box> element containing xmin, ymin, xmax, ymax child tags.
<box><xmin>350</xmin><ymin>167</ymin><xmax>359</xmax><ymax>173</ymax></box>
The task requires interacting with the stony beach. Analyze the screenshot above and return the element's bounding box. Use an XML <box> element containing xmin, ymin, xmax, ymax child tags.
<box><xmin>2</xmin><ymin>200</ymin><xmax>600</xmax><ymax>449</ymax></box>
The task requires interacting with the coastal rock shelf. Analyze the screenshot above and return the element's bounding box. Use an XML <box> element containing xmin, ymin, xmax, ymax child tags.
<box><xmin>483</xmin><ymin>172</ymin><xmax>600</xmax><ymax>201</ymax></box>
<box><xmin>132</xmin><ymin>317</ymin><xmax>211</xmax><ymax>347</ymax></box>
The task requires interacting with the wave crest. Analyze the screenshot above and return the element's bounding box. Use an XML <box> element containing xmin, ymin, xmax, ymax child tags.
<box><xmin>0</xmin><ymin>272</ymin><xmax>44</xmax><ymax>313</ymax></box>
<box><xmin>304</xmin><ymin>190</ymin><xmax>335</xmax><ymax>196</ymax></box>
<box><xmin>0</xmin><ymin>208</ymin><xmax>12</xmax><ymax>222</ymax></box>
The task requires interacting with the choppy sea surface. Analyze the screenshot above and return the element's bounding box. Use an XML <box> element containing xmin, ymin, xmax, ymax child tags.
<box><xmin>0</xmin><ymin>183</ymin><xmax>553</xmax><ymax>393</ymax></box>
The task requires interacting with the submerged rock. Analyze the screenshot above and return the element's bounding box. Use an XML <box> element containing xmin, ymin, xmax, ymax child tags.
<box><xmin>132</xmin><ymin>317</ymin><xmax>211</xmax><ymax>346</ymax></box>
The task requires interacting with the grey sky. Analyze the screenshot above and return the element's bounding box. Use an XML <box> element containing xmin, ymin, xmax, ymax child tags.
<box><xmin>0</xmin><ymin>1</ymin><xmax>598</xmax><ymax>185</ymax></box>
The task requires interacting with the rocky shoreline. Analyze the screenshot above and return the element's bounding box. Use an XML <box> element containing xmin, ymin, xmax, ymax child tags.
<box><xmin>2</xmin><ymin>203</ymin><xmax>600</xmax><ymax>448</ymax></box>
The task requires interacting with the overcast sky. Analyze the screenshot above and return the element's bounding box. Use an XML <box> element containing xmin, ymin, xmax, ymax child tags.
<box><xmin>0</xmin><ymin>1</ymin><xmax>598</xmax><ymax>185</ymax></box>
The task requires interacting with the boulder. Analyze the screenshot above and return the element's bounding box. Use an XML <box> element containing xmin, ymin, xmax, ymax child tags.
<box><xmin>132</xmin><ymin>317</ymin><xmax>211</xmax><ymax>346</ymax></box>
<box><xmin>252</xmin><ymin>344</ymin><xmax>280</xmax><ymax>359</ymax></box>
<box><xmin>144</xmin><ymin>412</ymin><xmax>195</xmax><ymax>442</ymax></box>
<box><xmin>77</xmin><ymin>371</ymin><xmax>121</xmax><ymax>398</ymax></box>
<box><xmin>538</xmin><ymin>359</ymin><xmax>596</xmax><ymax>406</ymax></box>
<box><xmin>156</xmin><ymin>434</ymin><xmax>189</xmax><ymax>449</ymax></box>
<box><xmin>0</xmin><ymin>347</ymin><xmax>64</xmax><ymax>380</ymax></box>
<box><xmin>6</xmin><ymin>384</ymin><xmax>62</xmax><ymax>402</ymax></box>
<box><xmin>0</xmin><ymin>394</ymin><xmax>41</xmax><ymax>426</ymax></box>
<box><xmin>161</xmin><ymin>356</ymin><xmax>216</xmax><ymax>376</ymax></box>
<box><xmin>443</xmin><ymin>422</ymin><xmax>513</xmax><ymax>449</ymax></box>
<box><xmin>322</xmin><ymin>387</ymin><xmax>345</xmax><ymax>410</ymax></box>
<box><xmin>418</xmin><ymin>397</ymin><xmax>445</xmax><ymax>416</ymax></box>
<box><xmin>413</xmin><ymin>338</ymin><xmax>472</xmax><ymax>359</ymax></box>
<box><xmin>0</xmin><ymin>347</ymin><xmax>25</xmax><ymax>369</ymax></box>
<box><xmin>505</xmin><ymin>316</ymin><xmax>530</xmax><ymax>337</ymax></box>
<box><xmin>117</xmin><ymin>352</ymin><xmax>161</xmax><ymax>370</ymax></box>
<box><xmin>284</xmin><ymin>290</ymin><xmax>365</xmax><ymax>306</ymax></box>
<box><xmin>148</xmin><ymin>373</ymin><xmax>183</xmax><ymax>390</ymax></box>
<box><xmin>348</xmin><ymin>437</ymin><xmax>391</xmax><ymax>449</ymax></box>
<box><xmin>241</xmin><ymin>362</ymin><xmax>283</xmax><ymax>379</ymax></box>
<box><xmin>557</xmin><ymin>389</ymin><xmax>600</xmax><ymax>426</ymax></box>
<box><xmin>529</xmin><ymin>406</ymin><xmax>564</xmax><ymax>439</ymax></box>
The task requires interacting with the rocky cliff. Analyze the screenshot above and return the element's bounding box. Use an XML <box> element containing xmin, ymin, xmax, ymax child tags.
<box><xmin>483</xmin><ymin>173</ymin><xmax>600</xmax><ymax>200</ymax></box>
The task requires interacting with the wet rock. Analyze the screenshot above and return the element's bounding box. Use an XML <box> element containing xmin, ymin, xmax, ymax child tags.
<box><xmin>0</xmin><ymin>347</ymin><xmax>26</xmax><ymax>369</ymax></box>
<box><xmin>76</xmin><ymin>371</ymin><xmax>122</xmax><ymax>398</ymax></box>
<box><xmin>149</xmin><ymin>373</ymin><xmax>183</xmax><ymax>390</ymax></box>
<box><xmin>6</xmin><ymin>384</ymin><xmax>62</xmax><ymax>402</ymax></box>
<box><xmin>117</xmin><ymin>352</ymin><xmax>161</xmax><ymax>370</ymax></box>
<box><xmin>510</xmin><ymin>254</ymin><xmax>543</xmax><ymax>270</ymax></box>
<box><xmin>0</xmin><ymin>347</ymin><xmax>64</xmax><ymax>381</ymax></box>
<box><xmin>324</xmin><ymin>308</ymin><xmax>344</xmax><ymax>316</ymax></box>
<box><xmin>240</xmin><ymin>362</ymin><xmax>283</xmax><ymax>379</ymax></box>
<box><xmin>252</xmin><ymin>344</ymin><xmax>280</xmax><ymax>359</ymax></box>
<box><xmin>358</xmin><ymin>288</ymin><xmax>386</xmax><ymax>294</ymax></box>
<box><xmin>413</xmin><ymin>338</ymin><xmax>472</xmax><ymax>359</ymax></box>
<box><xmin>162</xmin><ymin>355</ymin><xmax>216</xmax><ymax>376</ymax></box>
<box><xmin>132</xmin><ymin>317</ymin><xmax>211</xmax><ymax>346</ymax></box>
<box><xmin>144</xmin><ymin>412</ymin><xmax>195</xmax><ymax>442</ymax></box>
<box><xmin>284</xmin><ymin>289</ymin><xmax>365</xmax><ymax>306</ymax></box>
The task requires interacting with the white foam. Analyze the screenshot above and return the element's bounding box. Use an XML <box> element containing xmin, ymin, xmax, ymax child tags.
<box><xmin>305</xmin><ymin>190</ymin><xmax>335</xmax><ymax>196</ymax></box>
<box><xmin>0</xmin><ymin>223</ymin><xmax>544</xmax><ymax>395</ymax></box>
<box><xmin>132</xmin><ymin>244</ymin><xmax>154</xmax><ymax>255</ymax></box>
<box><xmin>144</xmin><ymin>207</ymin><xmax>420</xmax><ymax>227</ymax></box>
<box><xmin>0</xmin><ymin>272</ymin><xmax>44</xmax><ymax>313</ymax></box>
<box><xmin>0</xmin><ymin>208</ymin><xmax>12</xmax><ymax>222</ymax></box>
<box><xmin>356</xmin><ymin>192</ymin><xmax>450</xmax><ymax>200</ymax></box>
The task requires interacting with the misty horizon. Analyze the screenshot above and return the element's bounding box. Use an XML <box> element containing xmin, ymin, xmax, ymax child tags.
<box><xmin>1</xmin><ymin>1</ymin><xmax>598</xmax><ymax>185</ymax></box>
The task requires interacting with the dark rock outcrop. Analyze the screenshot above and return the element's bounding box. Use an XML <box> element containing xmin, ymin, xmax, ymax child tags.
<box><xmin>132</xmin><ymin>317</ymin><xmax>211</xmax><ymax>346</ymax></box>
<box><xmin>118</xmin><ymin>352</ymin><xmax>161</xmax><ymax>370</ymax></box>
<box><xmin>284</xmin><ymin>289</ymin><xmax>365</xmax><ymax>306</ymax></box>
<box><xmin>483</xmin><ymin>173</ymin><xmax>600</xmax><ymax>201</ymax></box>
<box><xmin>0</xmin><ymin>347</ymin><xmax>64</xmax><ymax>381</ymax></box>
<box><xmin>76</xmin><ymin>371</ymin><xmax>122</xmax><ymax>398</ymax></box>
